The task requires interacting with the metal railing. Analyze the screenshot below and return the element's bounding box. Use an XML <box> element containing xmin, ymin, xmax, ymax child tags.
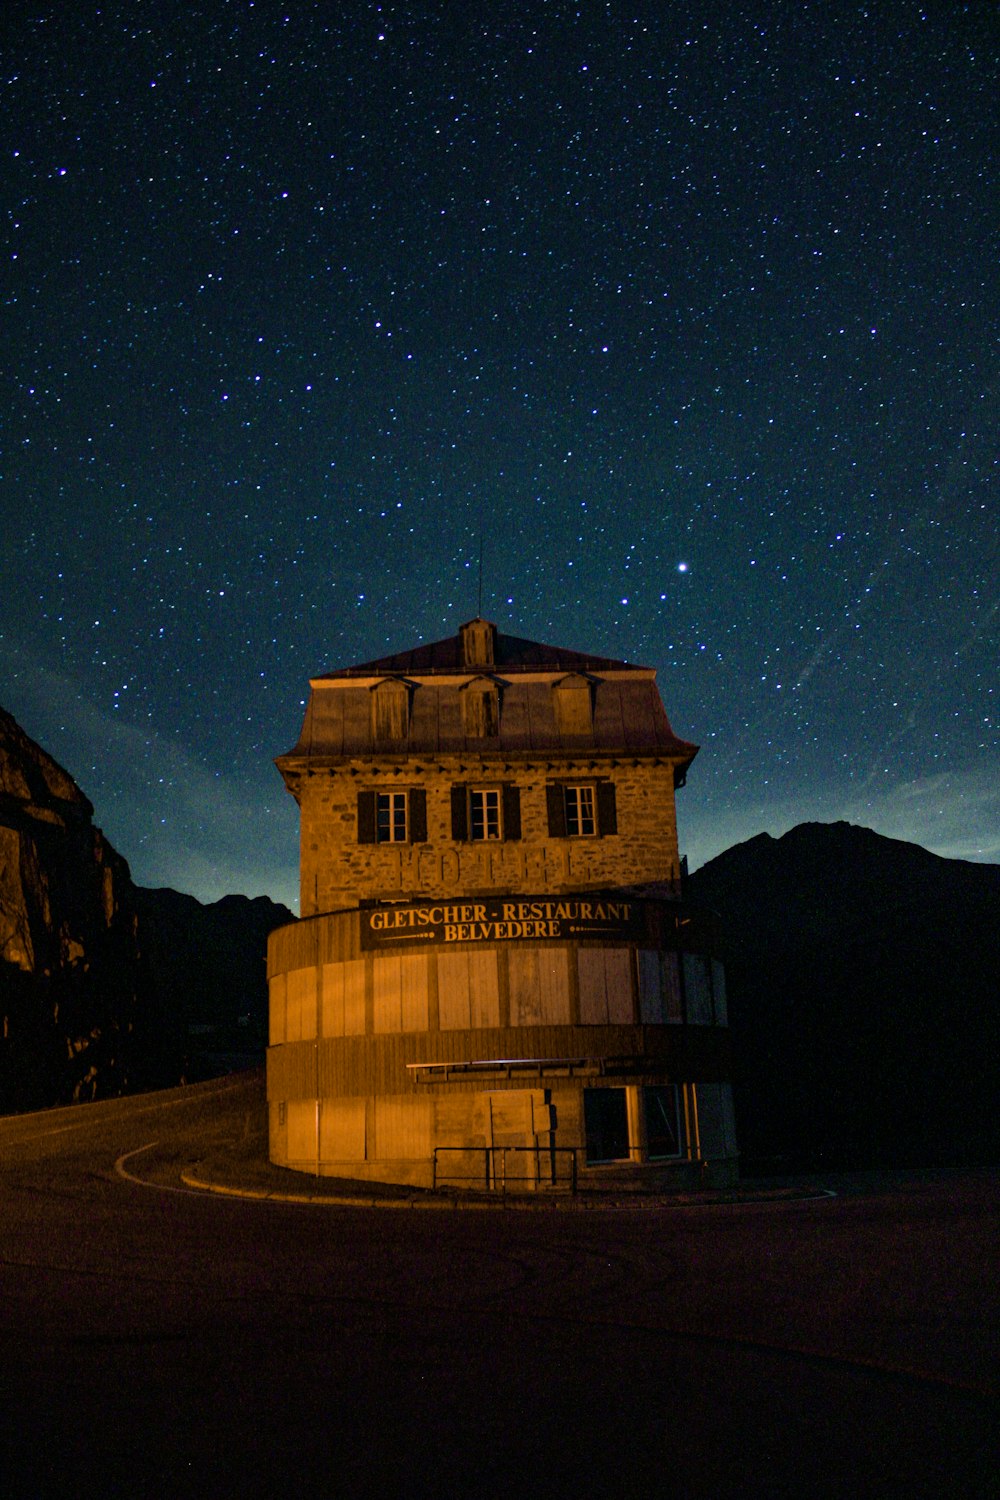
<box><xmin>432</xmin><ymin>1144</ymin><xmax>579</xmax><ymax>1196</ymax></box>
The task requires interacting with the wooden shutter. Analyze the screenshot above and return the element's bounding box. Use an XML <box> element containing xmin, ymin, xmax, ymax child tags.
<box><xmin>357</xmin><ymin>790</ymin><xmax>376</xmax><ymax>843</ymax></box>
<box><xmin>501</xmin><ymin>783</ymin><xmax>521</xmax><ymax>841</ymax></box>
<box><xmin>546</xmin><ymin>783</ymin><xmax>567</xmax><ymax>837</ymax></box>
<box><xmin>450</xmin><ymin>784</ymin><xmax>468</xmax><ymax>841</ymax></box>
<box><xmin>371</xmin><ymin>679</ymin><xmax>408</xmax><ymax>741</ymax></box>
<box><xmin>596</xmin><ymin>780</ymin><xmax>617</xmax><ymax>836</ymax></box>
<box><xmin>409</xmin><ymin>788</ymin><xmax>427</xmax><ymax>843</ymax></box>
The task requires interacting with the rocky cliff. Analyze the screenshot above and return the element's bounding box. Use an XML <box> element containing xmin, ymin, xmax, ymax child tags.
<box><xmin>0</xmin><ymin>706</ymin><xmax>293</xmax><ymax>1112</ymax></box>
<box><xmin>0</xmin><ymin>706</ymin><xmax>140</xmax><ymax>1110</ymax></box>
<box><xmin>689</xmin><ymin>822</ymin><xmax>1000</xmax><ymax>1170</ymax></box>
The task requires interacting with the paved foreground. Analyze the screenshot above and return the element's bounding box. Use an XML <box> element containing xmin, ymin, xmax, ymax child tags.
<box><xmin>1</xmin><ymin>1073</ymin><xmax>996</xmax><ymax>1498</ymax></box>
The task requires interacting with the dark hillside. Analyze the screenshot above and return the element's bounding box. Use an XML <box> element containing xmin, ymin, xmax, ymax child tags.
<box><xmin>689</xmin><ymin>822</ymin><xmax>999</xmax><ymax>1170</ymax></box>
<box><xmin>131</xmin><ymin>886</ymin><xmax>293</xmax><ymax>1083</ymax></box>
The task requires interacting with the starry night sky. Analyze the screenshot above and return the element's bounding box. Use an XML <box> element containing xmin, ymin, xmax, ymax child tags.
<box><xmin>3</xmin><ymin>2</ymin><xmax>997</xmax><ymax>910</ymax></box>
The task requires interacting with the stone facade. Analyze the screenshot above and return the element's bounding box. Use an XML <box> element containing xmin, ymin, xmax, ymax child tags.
<box><xmin>267</xmin><ymin>619</ymin><xmax>738</xmax><ymax>1190</ymax></box>
<box><xmin>295</xmin><ymin>756</ymin><xmax>683</xmax><ymax>917</ymax></box>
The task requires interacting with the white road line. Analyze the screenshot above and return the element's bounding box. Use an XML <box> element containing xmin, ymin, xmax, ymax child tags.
<box><xmin>1</xmin><ymin>1078</ymin><xmax>254</xmax><ymax>1143</ymax></box>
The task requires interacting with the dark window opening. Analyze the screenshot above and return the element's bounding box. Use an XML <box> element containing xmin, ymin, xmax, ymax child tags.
<box><xmin>644</xmin><ymin>1085</ymin><xmax>682</xmax><ymax>1159</ymax></box>
<box><xmin>584</xmin><ymin>1088</ymin><xmax>630</xmax><ymax>1164</ymax></box>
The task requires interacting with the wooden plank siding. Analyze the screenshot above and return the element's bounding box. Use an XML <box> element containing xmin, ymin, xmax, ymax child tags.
<box><xmin>268</xmin><ymin>917</ymin><xmax>320</xmax><ymax>977</ymax></box>
<box><xmin>592</xmin><ymin>681</ymin><xmax>627</xmax><ymax>747</ymax></box>
<box><xmin>619</xmin><ymin>680</ymin><xmax>659</xmax><ymax>752</ymax></box>
<box><xmin>436</xmin><ymin>689</ymin><xmax>464</xmax><ymax>745</ymax></box>
<box><xmin>320</xmin><ymin>958</ymin><xmax>366</xmax><ymax>1037</ymax></box>
<box><xmin>578</xmin><ymin>948</ymin><xmax>634</xmax><ymax>1025</ymax></box>
<box><xmin>437</xmin><ymin>949</ymin><xmax>502</xmax><ymax>1030</ymax></box>
<box><xmin>496</xmin><ymin>687</ymin><xmax>530</xmax><ymax>749</ymax></box>
<box><xmin>373</xmin><ymin>953</ymin><xmax>430</xmax><ymax>1033</ymax></box>
<box><xmin>269</xmin><ymin>907</ymin><xmax>727</xmax><ymax>1047</ymax></box>
<box><xmin>308</xmin><ymin>689</ymin><xmax>345</xmax><ymax>756</ymax></box>
<box><xmin>267</xmin><ymin>1024</ymin><xmax>734</xmax><ymax>1102</ymax></box>
<box><xmin>508</xmin><ymin>947</ymin><xmax>572</xmax><ymax>1026</ymax></box>
<box><xmin>341</xmin><ymin>687</ymin><xmax>372</xmax><ymax>753</ymax></box>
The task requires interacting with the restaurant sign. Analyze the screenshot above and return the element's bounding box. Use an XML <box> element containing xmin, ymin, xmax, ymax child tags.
<box><xmin>360</xmin><ymin>894</ymin><xmax>647</xmax><ymax>949</ymax></box>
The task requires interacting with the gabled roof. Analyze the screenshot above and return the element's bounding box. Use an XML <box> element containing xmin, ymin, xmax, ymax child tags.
<box><xmin>316</xmin><ymin>624</ymin><xmax>645</xmax><ymax>678</ymax></box>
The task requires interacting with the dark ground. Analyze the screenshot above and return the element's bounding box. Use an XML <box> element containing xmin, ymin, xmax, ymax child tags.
<box><xmin>1</xmin><ymin>1072</ymin><xmax>996</xmax><ymax>1498</ymax></box>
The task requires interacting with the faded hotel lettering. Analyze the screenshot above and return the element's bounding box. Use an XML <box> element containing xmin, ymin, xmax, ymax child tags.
<box><xmin>360</xmin><ymin>895</ymin><xmax>647</xmax><ymax>948</ymax></box>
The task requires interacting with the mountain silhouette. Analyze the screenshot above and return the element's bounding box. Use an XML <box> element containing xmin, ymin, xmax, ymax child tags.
<box><xmin>689</xmin><ymin>822</ymin><xmax>999</xmax><ymax>1170</ymax></box>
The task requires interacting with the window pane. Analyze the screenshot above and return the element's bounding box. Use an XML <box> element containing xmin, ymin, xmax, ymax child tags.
<box><xmin>583</xmin><ymin>1088</ymin><xmax>630</xmax><ymax>1163</ymax></box>
<box><xmin>644</xmin><ymin>1086</ymin><xmax>682</xmax><ymax>1158</ymax></box>
<box><xmin>469</xmin><ymin>788</ymin><xmax>501</xmax><ymax>840</ymax></box>
<box><xmin>564</xmin><ymin>785</ymin><xmax>595</xmax><ymax>836</ymax></box>
<box><xmin>376</xmin><ymin>792</ymin><xmax>407</xmax><ymax>843</ymax></box>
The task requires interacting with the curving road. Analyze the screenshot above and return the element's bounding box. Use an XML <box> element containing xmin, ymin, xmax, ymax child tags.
<box><xmin>1</xmin><ymin>1074</ymin><xmax>996</xmax><ymax>1498</ymax></box>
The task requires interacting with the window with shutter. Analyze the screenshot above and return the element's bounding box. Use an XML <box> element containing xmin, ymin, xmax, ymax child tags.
<box><xmin>357</xmin><ymin>790</ymin><xmax>376</xmax><ymax>843</ymax></box>
<box><xmin>547</xmin><ymin>781</ymin><xmax>616</xmax><ymax>837</ymax></box>
<box><xmin>552</xmin><ymin>674</ymin><xmax>594</xmax><ymax>735</ymax></box>
<box><xmin>501</xmin><ymin>783</ymin><xmax>521</xmax><ymax>840</ymax></box>
<box><xmin>376</xmin><ymin>791</ymin><xmax>408</xmax><ymax>843</ymax></box>
<box><xmin>360</xmin><ymin>788</ymin><xmax>426</xmax><ymax>843</ymax></box>
<box><xmin>461</xmin><ymin>681</ymin><xmax>499</xmax><ymax>737</ymax></box>
<box><xmin>451</xmin><ymin>784</ymin><xmax>468</xmax><ymax>841</ymax></box>
<box><xmin>459</xmin><ymin>618</ymin><xmax>496</xmax><ymax>666</ymax></box>
<box><xmin>451</xmin><ymin>785</ymin><xmax>519</xmax><ymax>841</ymax></box>
<box><xmin>370</xmin><ymin>679</ymin><xmax>409</xmax><ymax>741</ymax></box>
<box><xmin>596</xmin><ymin>779</ymin><xmax>617</xmax><ymax>836</ymax></box>
<box><xmin>409</xmin><ymin>788</ymin><xmax>427</xmax><ymax>843</ymax></box>
<box><xmin>546</xmin><ymin>783</ymin><xmax>567</xmax><ymax>837</ymax></box>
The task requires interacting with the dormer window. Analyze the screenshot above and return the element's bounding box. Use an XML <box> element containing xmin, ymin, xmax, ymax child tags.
<box><xmin>459</xmin><ymin>617</ymin><xmax>497</xmax><ymax>667</ymax></box>
<box><xmin>552</xmin><ymin>672</ymin><xmax>595</xmax><ymax>735</ymax></box>
<box><xmin>460</xmin><ymin>677</ymin><xmax>500</xmax><ymax>737</ymax></box>
<box><xmin>370</xmin><ymin>678</ymin><xmax>410</xmax><ymax>741</ymax></box>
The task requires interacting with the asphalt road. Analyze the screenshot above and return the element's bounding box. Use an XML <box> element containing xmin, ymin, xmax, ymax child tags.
<box><xmin>1</xmin><ymin>1074</ymin><xmax>996</xmax><ymax>1499</ymax></box>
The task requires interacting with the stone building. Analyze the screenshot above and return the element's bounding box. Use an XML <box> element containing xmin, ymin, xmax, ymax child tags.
<box><xmin>267</xmin><ymin>618</ymin><xmax>737</xmax><ymax>1190</ymax></box>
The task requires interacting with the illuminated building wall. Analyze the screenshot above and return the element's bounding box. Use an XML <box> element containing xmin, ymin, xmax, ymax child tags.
<box><xmin>267</xmin><ymin>618</ymin><xmax>737</xmax><ymax>1189</ymax></box>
